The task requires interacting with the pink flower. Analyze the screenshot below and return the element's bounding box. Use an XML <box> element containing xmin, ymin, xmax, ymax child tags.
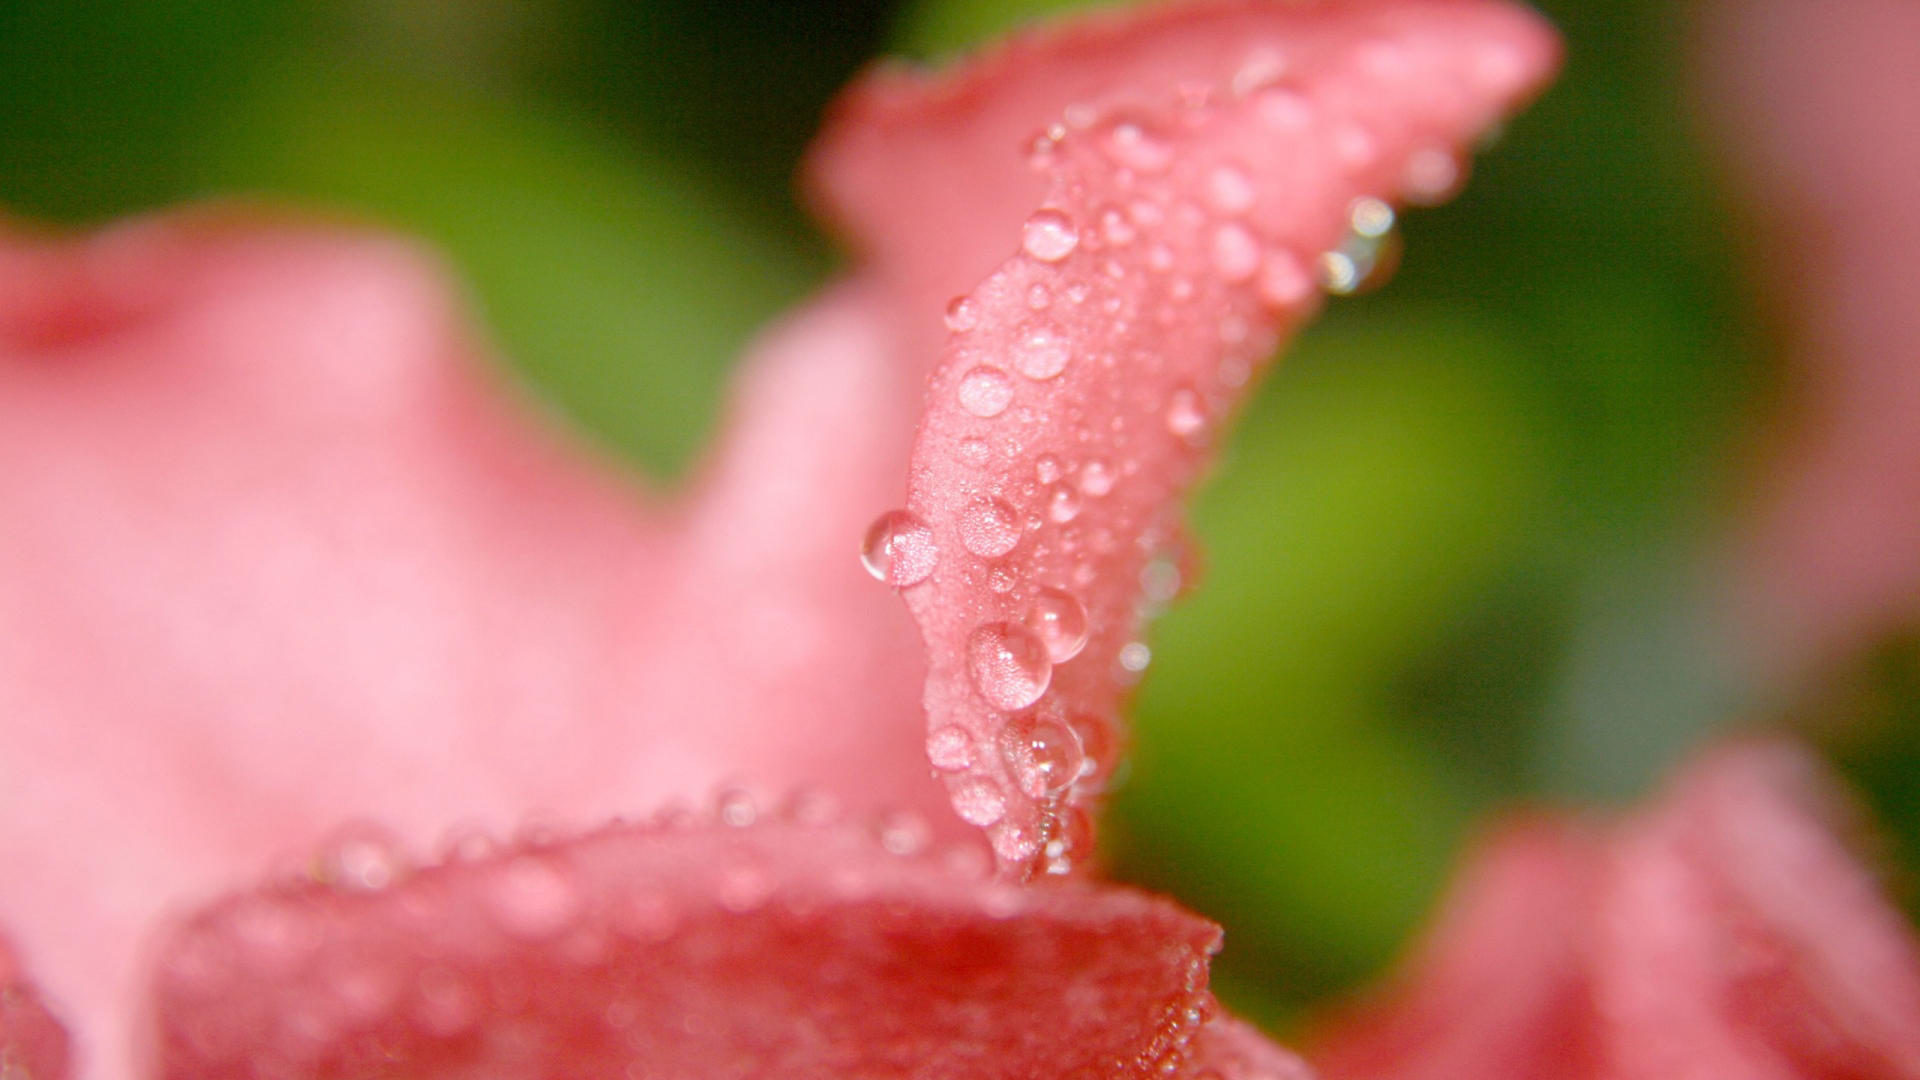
<box><xmin>0</xmin><ymin>1</ymin><xmax>1557</xmax><ymax>1077</ymax></box>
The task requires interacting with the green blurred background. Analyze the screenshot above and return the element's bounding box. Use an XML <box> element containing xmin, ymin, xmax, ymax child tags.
<box><xmin>5</xmin><ymin>0</ymin><xmax>1913</xmax><ymax>1034</ymax></box>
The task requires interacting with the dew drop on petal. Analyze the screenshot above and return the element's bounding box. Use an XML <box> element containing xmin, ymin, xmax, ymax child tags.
<box><xmin>928</xmin><ymin>725</ymin><xmax>974</xmax><ymax>771</ymax></box>
<box><xmin>1047</xmin><ymin>483</ymin><xmax>1083</xmax><ymax>523</ymax></box>
<box><xmin>1319</xmin><ymin>250</ymin><xmax>1362</xmax><ymax>295</ymax></box>
<box><xmin>1001</xmin><ymin>715</ymin><xmax>1088</xmax><ymax>800</ymax></box>
<box><xmin>1211</xmin><ymin>223</ymin><xmax>1262</xmax><ymax>282</ymax></box>
<box><xmin>1079</xmin><ymin>459</ymin><xmax>1116</xmax><ymax>497</ymax></box>
<box><xmin>486</xmin><ymin>857</ymin><xmax>581</xmax><ymax>940</ymax></box>
<box><xmin>1101</xmin><ymin>209</ymin><xmax>1137</xmax><ymax>247</ymax></box>
<box><xmin>1166</xmin><ymin>386</ymin><xmax>1207</xmax><ymax>440</ymax></box>
<box><xmin>968</xmin><ymin>621</ymin><xmax>1053</xmax><ymax>710</ymax></box>
<box><xmin>1117</xmin><ymin>641</ymin><xmax>1153</xmax><ymax>676</ymax></box>
<box><xmin>1035</xmin><ymin>453</ymin><xmax>1063</xmax><ymax>484</ymax></box>
<box><xmin>959</xmin><ymin>497</ymin><xmax>1022</xmax><ymax>558</ymax></box>
<box><xmin>1103</xmin><ymin>122</ymin><xmax>1173</xmax><ymax>173</ymax></box>
<box><xmin>1022</xmin><ymin>209</ymin><xmax>1080</xmax><ymax>262</ymax></box>
<box><xmin>1025</xmin><ymin>586</ymin><xmax>1090</xmax><ymax>663</ymax></box>
<box><xmin>991</xmin><ymin>821</ymin><xmax>1041</xmax><ymax>864</ymax></box>
<box><xmin>1258</xmin><ymin>250</ymin><xmax>1314</xmax><ymax>309</ymax></box>
<box><xmin>1403</xmin><ymin>145</ymin><xmax>1462</xmax><ymax>205</ymax></box>
<box><xmin>1349</xmin><ymin>196</ymin><xmax>1396</xmax><ymax>239</ymax></box>
<box><xmin>944</xmin><ymin>295</ymin><xmax>979</xmax><ymax>332</ymax></box>
<box><xmin>716</xmin><ymin>789</ymin><xmax>757</xmax><ymax>828</ymax></box>
<box><xmin>861</xmin><ymin>509</ymin><xmax>937</xmax><ymax>587</ymax></box>
<box><xmin>316</xmin><ymin>826</ymin><xmax>409</xmax><ymax>892</ymax></box>
<box><xmin>876</xmin><ymin>811</ymin><xmax>932</xmax><ymax>856</ymax></box>
<box><xmin>1207</xmin><ymin>164</ymin><xmax>1257</xmax><ymax>215</ymax></box>
<box><xmin>957</xmin><ymin>437</ymin><xmax>990</xmax><ymax>468</ymax></box>
<box><xmin>958</xmin><ymin>366</ymin><xmax>1014</xmax><ymax>417</ymax></box>
<box><xmin>1013</xmin><ymin>325</ymin><xmax>1071</xmax><ymax>380</ymax></box>
<box><xmin>951</xmin><ymin>776</ymin><xmax>1008</xmax><ymax>827</ymax></box>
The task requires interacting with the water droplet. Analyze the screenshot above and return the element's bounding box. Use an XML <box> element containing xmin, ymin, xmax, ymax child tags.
<box><xmin>876</xmin><ymin>811</ymin><xmax>932</xmax><ymax>856</ymax></box>
<box><xmin>1025</xmin><ymin>586</ymin><xmax>1089</xmax><ymax>663</ymax></box>
<box><xmin>1211</xmin><ymin>223</ymin><xmax>1262</xmax><ymax>282</ymax></box>
<box><xmin>958</xmin><ymin>366</ymin><xmax>1014</xmax><ymax>417</ymax></box>
<box><xmin>944</xmin><ymin>295</ymin><xmax>979</xmax><ymax>332</ymax></box>
<box><xmin>1349</xmin><ymin>197</ymin><xmax>1395</xmax><ymax>239</ymax></box>
<box><xmin>1103</xmin><ymin>122</ymin><xmax>1173</xmax><ymax>173</ymax></box>
<box><xmin>716</xmin><ymin>789</ymin><xmax>757</xmax><ymax>828</ymax></box>
<box><xmin>315</xmin><ymin>826</ymin><xmax>409</xmax><ymax>892</ymax></box>
<box><xmin>1035</xmin><ymin>454</ymin><xmax>1063</xmax><ymax>483</ymax></box>
<box><xmin>1001</xmin><ymin>716</ymin><xmax>1088</xmax><ymax>798</ymax></box>
<box><xmin>1334</xmin><ymin>124</ymin><xmax>1379</xmax><ymax>170</ymax></box>
<box><xmin>928</xmin><ymin>725</ymin><xmax>974</xmax><ymax>770</ymax></box>
<box><xmin>1022</xmin><ymin>209</ymin><xmax>1080</xmax><ymax>262</ymax></box>
<box><xmin>1079</xmin><ymin>459</ymin><xmax>1116</xmax><ymax>497</ymax></box>
<box><xmin>1047</xmin><ymin>483</ymin><xmax>1083</xmax><ymax>523</ymax></box>
<box><xmin>1141</xmin><ymin>556</ymin><xmax>1184</xmax><ymax>608</ymax></box>
<box><xmin>1207</xmin><ymin>164</ymin><xmax>1257</xmax><ymax>214</ymax></box>
<box><xmin>1027</xmin><ymin>283</ymin><xmax>1052</xmax><ymax>309</ymax></box>
<box><xmin>1044</xmin><ymin>804</ymin><xmax>1097</xmax><ymax>875</ymax></box>
<box><xmin>1013</xmin><ymin>325</ymin><xmax>1070</xmax><ymax>380</ymax></box>
<box><xmin>1166</xmin><ymin>386</ymin><xmax>1207</xmax><ymax>440</ymax></box>
<box><xmin>951</xmin><ymin>776</ymin><xmax>1008</xmax><ymax>826</ymax></box>
<box><xmin>968</xmin><ymin>621</ymin><xmax>1053</xmax><ymax>710</ymax></box>
<box><xmin>1148</xmin><ymin>244</ymin><xmax>1175</xmax><ymax>272</ymax></box>
<box><xmin>487</xmin><ymin>857</ymin><xmax>581</xmax><ymax>939</ymax></box>
<box><xmin>861</xmin><ymin>509</ymin><xmax>937</xmax><ymax>587</ymax></box>
<box><xmin>959</xmin><ymin>497</ymin><xmax>1022</xmax><ymax>558</ymax></box>
<box><xmin>1258</xmin><ymin>250</ymin><xmax>1313</xmax><ymax>308</ymax></box>
<box><xmin>1403</xmin><ymin>145</ymin><xmax>1462</xmax><ymax>205</ymax></box>
<box><xmin>1319</xmin><ymin>250</ymin><xmax>1361</xmax><ymax>295</ymax></box>
<box><xmin>991</xmin><ymin>821</ymin><xmax>1041</xmax><ymax>864</ymax></box>
<box><xmin>957</xmin><ymin>437</ymin><xmax>990</xmax><ymax>467</ymax></box>
<box><xmin>1101</xmin><ymin>209</ymin><xmax>1136</xmax><ymax>247</ymax></box>
<box><xmin>1117</xmin><ymin>641</ymin><xmax>1153</xmax><ymax>675</ymax></box>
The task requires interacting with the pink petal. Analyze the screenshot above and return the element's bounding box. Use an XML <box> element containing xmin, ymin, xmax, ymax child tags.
<box><xmin>1705</xmin><ymin>0</ymin><xmax>1920</xmax><ymax>682</ymax></box>
<box><xmin>0</xmin><ymin>213</ymin><xmax>959</xmax><ymax>1073</ymax></box>
<box><xmin>810</xmin><ymin>0</ymin><xmax>1559</xmax><ymax>874</ymax></box>
<box><xmin>1307</xmin><ymin>822</ymin><xmax>1603</xmax><ymax>1080</ymax></box>
<box><xmin>0</xmin><ymin>937</ymin><xmax>73</xmax><ymax>1080</ymax></box>
<box><xmin>152</xmin><ymin>814</ymin><xmax>1227</xmax><ymax>1080</ymax></box>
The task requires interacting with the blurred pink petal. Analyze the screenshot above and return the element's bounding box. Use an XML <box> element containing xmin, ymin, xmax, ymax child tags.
<box><xmin>1706</xmin><ymin>0</ymin><xmax>1920</xmax><ymax>682</ymax></box>
<box><xmin>811</xmin><ymin>0</ymin><xmax>1558</xmax><ymax>874</ymax></box>
<box><xmin>1308</xmin><ymin>742</ymin><xmax>1920</xmax><ymax>1078</ymax></box>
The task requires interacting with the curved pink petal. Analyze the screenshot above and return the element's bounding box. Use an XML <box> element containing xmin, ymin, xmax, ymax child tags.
<box><xmin>810</xmin><ymin>0</ymin><xmax>1559</xmax><ymax>874</ymax></box>
<box><xmin>1705</xmin><ymin>0</ymin><xmax>1920</xmax><ymax>682</ymax></box>
<box><xmin>0</xmin><ymin>213</ymin><xmax>959</xmax><ymax>1075</ymax></box>
<box><xmin>1309</xmin><ymin>822</ymin><xmax>1603</xmax><ymax>1080</ymax></box>
<box><xmin>152</xmin><ymin>814</ymin><xmax>1227</xmax><ymax>1080</ymax></box>
<box><xmin>1</xmin><ymin>937</ymin><xmax>73</xmax><ymax>1080</ymax></box>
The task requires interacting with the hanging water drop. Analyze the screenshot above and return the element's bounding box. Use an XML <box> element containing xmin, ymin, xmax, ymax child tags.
<box><xmin>958</xmin><ymin>366</ymin><xmax>1014</xmax><ymax>417</ymax></box>
<box><xmin>861</xmin><ymin>509</ymin><xmax>937</xmax><ymax>587</ymax></box>
<box><xmin>959</xmin><ymin>497</ymin><xmax>1022</xmax><ymax>558</ymax></box>
<box><xmin>1025</xmin><ymin>586</ymin><xmax>1090</xmax><ymax>663</ymax></box>
<box><xmin>1022</xmin><ymin>209</ymin><xmax>1080</xmax><ymax>262</ymax></box>
<box><xmin>968</xmin><ymin>621</ymin><xmax>1053</xmax><ymax>710</ymax></box>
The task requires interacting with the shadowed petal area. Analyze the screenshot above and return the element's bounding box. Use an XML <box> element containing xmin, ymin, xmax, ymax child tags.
<box><xmin>1</xmin><ymin>938</ymin><xmax>73</xmax><ymax>1080</ymax></box>
<box><xmin>811</xmin><ymin>0</ymin><xmax>1559</xmax><ymax>874</ymax></box>
<box><xmin>1307</xmin><ymin>742</ymin><xmax>1920</xmax><ymax>1079</ymax></box>
<box><xmin>0</xmin><ymin>214</ymin><xmax>958</xmax><ymax>1076</ymax></box>
<box><xmin>153</xmin><ymin>814</ymin><xmax>1228</xmax><ymax>1080</ymax></box>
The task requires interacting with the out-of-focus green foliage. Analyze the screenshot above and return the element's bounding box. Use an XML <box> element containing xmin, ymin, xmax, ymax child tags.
<box><xmin>3</xmin><ymin>0</ymin><xmax>1915</xmax><ymax>1038</ymax></box>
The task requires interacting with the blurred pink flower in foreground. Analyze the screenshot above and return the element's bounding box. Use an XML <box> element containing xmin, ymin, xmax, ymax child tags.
<box><xmin>0</xmin><ymin>2</ymin><xmax>1556</xmax><ymax>1077</ymax></box>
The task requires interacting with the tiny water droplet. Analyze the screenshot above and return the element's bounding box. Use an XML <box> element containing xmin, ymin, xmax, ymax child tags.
<box><xmin>1047</xmin><ymin>483</ymin><xmax>1083</xmax><ymax>523</ymax></box>
<box><xmin>1103</xmin><ymin>122</ymin><xmax>1172</xmax><ymax>173</ymax></box>
<box><xmin>1349</xmin><ymin>197</ymin><xmax>1395</xmax><ymax>239</ymax></box>
<box><xmin>876</xmin><ymin>810</ymin><xmax>932</xmax><ymax>856</ymax></box>
<box><xmin>957</xmin><ymin>437</ymin><xmax>990</xmax><ymax>467</ymax></box>
<box><xmin>951</xmin><ymin>776</ymin><xmax>1008</xmax><ymax>827</ymax></box>
<box><xmin>1207</xmin><ymin>164</ymin><xmax>1257</xmax><ymax>214</ymax></box>
<box><xmin>861</xmin><ymin>509</ymin><xmax>937</xmax><ymax>587</ymax></box>
<box><xmin>487</xmin><ymin>857</ymin><xmax>581</xmax><ymax>939</ymax></box>
<box><xmin>1258</xmin><ymin>250</ymin><xmax>1313</xmax><ymax>308</ymax></box>
<box><xmin>968</xmin><ymin>621</ymin><xmax>1053</xmax><ymax>710</ymax></box>
<box><xmin>1403</xmin><ymin>145</ymin><xmax>1462</xmax><ymax>205</ymax></box>
<box><xmin>1211</xmin><ymin>223</ymin><xmax>1262</xmax><ymax>282</ymax></box>
<box><xmin>1027</xmin><ymin>283</ymin><xmax>1052</xmax><ymax>309</ymax></box>
<box><xmin>959</xmin><ymin>497</ymin><xmax>1022</xmax><ymax>558</ymax></box>
<box><xmin>944</xmin><ymin>295</ymin><xmax>979</xmax><ymax>332</ymax></box>
<box><xmin>1117</xmin><ymin>642</ymin><xmax>1153</xmax><ymax>680</ymax></box>
<box><xmin>1334</xmin><ymin>124</ymin><xmax>1380</xmax><ymax>170</ymax></box>
<box><xmin>1166</xmin><ymin>386</ymin><xmax>1207</xmax><ymax>440</ymax></box>
<box><xmin>1319</xmin><ymin>250</ymin><xmax>1361</xmax><ymax>295</ymax></box>
<box><xmin>1148</xmin><ymin>244</ymin><xmax>1175</xmax><ymax>273</ymax></box>
<box><xmin>1079</xmin><ymin>459</ymin><xmax>1116</xmax><ymax>497</ymax></box>
<box><xmin>1001</xmin><ymin>716</ymin><xmax>1088</xmax><ymax>798</ymax></box>
<box><xmin>1141</xmin><ymin>556</ymin><xmax>1184</xmax><ymax>608</ymax></box>
<box><xmin>1025</xmin><ymin>586</ymin><xmax>1089</xmax><ymax>663</ymax></box>
<box><xmin>991</xmin><ymin>821</ymin><xmax>1041</xmax><ymax>864</ymax></box>
<box><xmin>958</xmin><ymin>366</ymin><xmax>1014</xmax><ymax>417</ymax></box>
<box><xmin>1022</xmin><ymin>209</ymin><xmax>1080</xmax><ymax>262</ymax></box>
<box><xmin>928</xmin><ymin>725</ymin><xmax>974</xmax><ymax>770</ymax></box>
<box><xmin>1012</xmin><ymin>325</ymin><xmax>1071</xmax><ymax>380</ymax></box>
<box><xmin>1035</xmin><ymin>454</ymin><xmax>1063</xmax><ymax>484</ymax></box>
<box><xmin>716</xmin><ymin>789</ymin><xmax>757</xmax><ymax>828</ymax></box>
<box><xmin>315</xmin><ymin>826</ymin><xmax>409</xmax><ymax>892</ymax></box>
<box><xmin>1101</xmin><ymin>209</ymin><xmax>1136</xmax><ymax>247</ymax></box>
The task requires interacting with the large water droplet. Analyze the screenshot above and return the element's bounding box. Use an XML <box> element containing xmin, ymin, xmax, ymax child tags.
<box><xmin>861</xmin><ymin>509</ymin><xmax>937</xmax><ymax>587</ymax></box>
<box><xmin>1102</xmin><ymin>122</ymin><xmax>1172</xmax><ymax>173</ymax></box>
<box><xmin>944</xmin><ymin>295</ymin><xmax>979</xmax><ymax>332</ymax></box>
<box><xmin>1025</xmin><ymin>586</ymin><xmax>1089</xmax><ymax>662</ymax></box>
<box><xmin>968</xmin><ymin>621</ymin><xmax>1053</xmax><ymax>710</ymax></box>
<box><xmin>1211</xmin><ymin>223</ymin><xmax>1262</xmax><ymax>282</ymax></box>
<box><xmin>1001</xmin><ymin>716</ymin><xmax>1088</xmax><ymax>799</ymax></box>
<box><xmin>958</xmin><ymin>366</ymin><xmax>1014</xmax><ymax>417</ymax></box>
<box><xmin>1022</xmin><ymin>209</ymin><xmax>1080</xmax><ymax>262</ymax></box>
<box><xmin>1013</xmin><ymin>325</ymin><xmax>1070</xmax><ymax>380</ymax></box>
<box><xmin>928</xmin><ymin>725</ymin><xmax>974</xmax><ymax>770</ymax></box>
<box><xmin>959</xmin><ymin>497</ymin><xmax>1022</xmax><ymax>558</ymax></box>
<box><xmin>951</xmin><ymin>776</ymin><xmax>1008</xmax><ymax>826</ymax></box>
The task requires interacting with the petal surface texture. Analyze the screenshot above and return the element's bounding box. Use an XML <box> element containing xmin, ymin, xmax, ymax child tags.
<box><xmin>0</xmin><ymin>217</ymin><xmax>955</xmax><ymax>1076</ymax></box>
<box><xmin>1307</xmin><ymin>742</ymin><xmax>1920</xmax><ymax>1078</ymax></box>
<box><xmin>811</xmin><ymin>0</ymin><xmax>1560</xmax><ymax>873</ymax></box>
